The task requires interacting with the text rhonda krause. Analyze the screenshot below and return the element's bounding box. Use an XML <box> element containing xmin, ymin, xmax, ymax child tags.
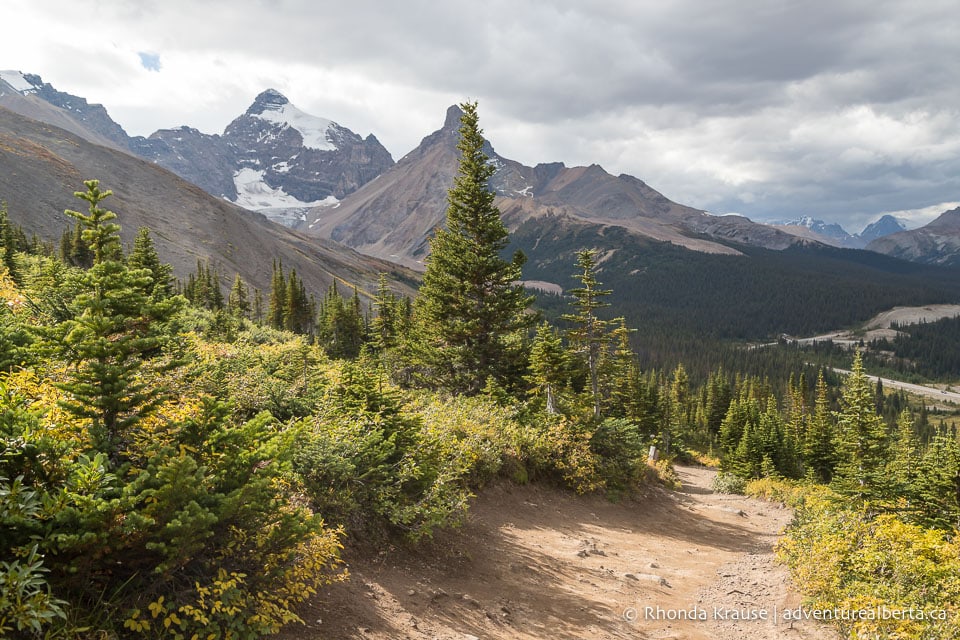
<box><xmin>641</xmin><ymin>605</ymin><xmax>948</xmax><ymax>622</ymax></box>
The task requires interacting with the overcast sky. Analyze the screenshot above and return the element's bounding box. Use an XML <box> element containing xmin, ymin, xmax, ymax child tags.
<box><xmin>3</xmin><ymin>0</ymin><xmax>959</xmax><ymax>232</ymax></box>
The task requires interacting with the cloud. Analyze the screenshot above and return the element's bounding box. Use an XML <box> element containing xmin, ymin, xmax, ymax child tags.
<box><xmin>1</xmin><ymin>0</ymin><xmax>958</xmax><ymax>230</ymax></box>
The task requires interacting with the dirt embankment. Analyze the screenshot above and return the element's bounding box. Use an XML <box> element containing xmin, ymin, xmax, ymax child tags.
<box><xmin>283</xmin><ymin>467</ymin><xmax>837</xmax><ymax>640</ymax></box>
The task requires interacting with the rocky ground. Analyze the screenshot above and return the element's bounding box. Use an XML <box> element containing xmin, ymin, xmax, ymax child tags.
<box><xmin>280</xmin><ymin>466</ymin><xmax>838</xmax><ymax>640</ymax></box>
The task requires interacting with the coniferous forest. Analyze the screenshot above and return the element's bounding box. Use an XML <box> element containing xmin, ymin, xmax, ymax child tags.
<box><xmin>1</xmin><ymin>104</ymin><xmax>959</xmax><ymax>639</ymax></box>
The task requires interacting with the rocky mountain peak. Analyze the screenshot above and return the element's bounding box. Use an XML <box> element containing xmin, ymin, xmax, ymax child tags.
<box><xmin>859</xmin><ymin>214</ymin><xmax>907</xmax><ymax>242</ymax></box>
<box><xmin>443</xmin><ymin>104</ymin><xmax>465</xmax><ymax>129</ymax></box>
<box><xmin>247</xmin><ymin>88</ymin><xmax>290</xmax><ymax>115</ymax></box>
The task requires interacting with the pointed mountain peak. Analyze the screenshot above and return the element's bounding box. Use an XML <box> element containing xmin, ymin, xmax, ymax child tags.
<box><xmin>247</xmin><ymin>89</ymin><xmax>289</xmax><ymax>115</ymax></box>
<box><xmin>443</xmin><ymin>104</ymin><xmax>465</xmax><ymax>129</ymax></box>
<box><xmin>859</xmin><ymin>214</ymin><xmax>907</xmax><ymax>241</ymax></box>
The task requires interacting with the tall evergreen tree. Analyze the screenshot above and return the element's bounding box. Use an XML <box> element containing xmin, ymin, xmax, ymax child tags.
<box><xmin>886</xmin><ymin>408</ymin><xmax>920</xmax><ymax>506</ymax></box>
<box><xmin>267</xmin><ymin>259</ymin><xmax>286</xmax><ymax>330</ymax></box>
<box><xmin>45</xmin><ymin>181</ymin><xmax>181</xmax><ymax>459</ymax></box>
<box><xmin>227</xmin><ymin>273</ymin><xmax>251</xmax><ymax>318</ymax></box>
<box><xmin>283</xmin><ymin>268</ymin><xmax>313</xmax><ymax>334</ymax></box>
<box><xmin>64</xmin><ymin>180</ymin><xmax>122</xmax><ymax>264</ymax></box>
<box><xmin>832</xmin><ymin>352</ymin><xmax>889</xmax><ymax>501</ymax></box>
<box><xmin>414</xmin><ymin>101</ymin><xmax>534</xmax><ymax>394</ymax></box>
<box><xmin>803</xmin><ymin>370</ymin><xmax>837</xmax><ymax>483</ymax></box>
<box><xmin>527</xmin><ymin>322</ymin><xmax>568</xmax><ymax>414</ymax></box>
<box><xmin>252</xmin><ymin>287</ymin><xmax>264</xmax><ymax>325</ymax></box>
<box><xmin>0</xmin><ymin>203</ymin><xmax>19</xmax><ymax>282</ymax></box>
<box><xmin>562</xmin><ymin>249</ymin><xmax>612</xmax><ymax>418</ymax></box>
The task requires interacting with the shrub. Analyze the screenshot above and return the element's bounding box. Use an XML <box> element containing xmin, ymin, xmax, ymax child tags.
<box><xmin>777</xmin><ymin>485</ymin><xmax>960</xmax><ymax>640</ymax></box>
<box><xmin>712</xmin><ymin>471</ymin><xmax>747</xmax><ymax>494</ymax></box>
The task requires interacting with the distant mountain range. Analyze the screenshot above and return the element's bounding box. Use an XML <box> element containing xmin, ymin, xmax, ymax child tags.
<box><xmin>304</xmin><ymin>104</ymin><xmax>808</xmax><ymax>269</ymax></box>
<box><xmin>770</xmin><ymin>214</ymin><xmax>908</xmax><ymax>249</ymax></box>
<box><xmin>2</xmin><ymin>69</ymin><xmax>944</xmax><ymax>264</ymax></box>
<box><xmin>2</xmin><ymin>67</ymin><xmax>959</xmax><ymax>337</ymax></box>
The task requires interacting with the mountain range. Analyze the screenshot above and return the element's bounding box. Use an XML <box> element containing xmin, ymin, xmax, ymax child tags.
<box><xmin>866</xmin><ymin>208</ymin><xmax>960</xmax><ymax>267</ymax></box>
<box><xmin>304</xmin><ymin>104</ymin><xmax>809</xmax><ymax>270</ymax></box>
<box><xmin>0</xmin><ymin>71</ymin><xmax>394</xmax><ymax>227</ymax></box>
<box><xmin>0</xmin><ymin>75</ymin><xmax>415</xmax><ymax>298</ymax></box>
<box><xmin>769</xmin><ymin>214</ymin><xmax>908</xmax><ymax>249</ymax></box>
<box><xmin>2</xmin><ymin>70</ymin><xmax>945</xmax><ymax>266</ymax></box>
<box><xmin>2</xmin><ymin>68</ymin><xmax>959</xmax><ymax>341</ymax></box>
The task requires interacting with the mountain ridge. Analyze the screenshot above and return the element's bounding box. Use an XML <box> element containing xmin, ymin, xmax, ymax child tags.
<box><xmin>0</xmin><ymin>105</ymin><xmax>416</xmax><ymax>298</ymax></box>
<box><xmin>304</xmin><ymin>104</ymin><xmax>806</xmax><ymax>269</ymax></box>
<box><xmin>867</xmin><ymin>208</ymin><xmax>960</xmax><ymax>266</ymax></box>
<box><xmin>0</xmin><ymin>72</ymin><xmax>394</xmax><ymax>227</ymax></box>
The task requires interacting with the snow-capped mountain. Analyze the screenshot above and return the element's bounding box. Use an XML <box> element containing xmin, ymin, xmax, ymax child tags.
<box><xmin>139</xmin><ymin>89</ymin><xmax>394</xmax><ymax>226</ymax></box>
<box><xmin>0</xmin><ymin>70</ymin><xmax>130</xmax><ymax>149</ymax></box>
<box><xmin>1</xmin><ymin>72</ymin><xmax>394</xmax><ymax>227</ymax></box>
<box><xmin>770</xmin><ymin>214</ymin><xmax>909</xmax><ymax>249</ymax></box>
<box><xmin>0</xmin><ymin>70</ymin><xmax>38</xmax><ymax>93</ymax></box>
<box><xmin>772</xmin><ymin>216</ymin><xmax>859</xmax><ymax>247</ymax></box>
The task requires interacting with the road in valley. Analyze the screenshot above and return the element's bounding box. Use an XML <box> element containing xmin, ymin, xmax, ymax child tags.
<box><xmin>829</xmin><ymin>366</ymin><xmax>960</xmax><ymax>405</ymax></box>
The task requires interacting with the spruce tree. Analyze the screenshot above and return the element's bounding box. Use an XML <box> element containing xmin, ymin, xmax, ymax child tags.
<box><xmin>47</xmin><ymin>181</ymin><xmax>182</xmax><ymax>459</ymax></box>
<box><xmin>0</xmin><ymin>203</ymin><xmax>19</xmax><ymax>282</ymax></box>
<box><xmin>127</xmin><ymin>227</ymin><xmax>173</xmax><ymax>299</ymax></box>
<box><xmin>227</xmin><ymin>273</ymin><xmax>251</xmax><ymax>318</ymax></box>
<box><xmin>562</xmin><ymin>249</ymin><xmax>612</xmax><ymax>418</ymax></box>
<box><xmin>527</xmin><ymin>322</ymin><xmax>568</xmax><ymax>414</ymax></box>
<box><xmin>803</xmin><ymin>370</ymin><xmax>837</xmax><ymax>483</ymax></box>
<box><xmin>267</xmin><ymin>259</ymin><xmax>286</xmax><ymax>329</ymax></box>
<box><xmin>414</xmin><ymin>101</ymin><xmax>534</xmax><ymax>394</ymax></box>
<box><xmin>252</xmin><ymin>287</ymin><xmax>264</xmax><ymax>325</ymax></box>
<box><xmin>602</xmin><ymin>318</ymin><xmax>638</xmax><ymax>418</ymax></box>
<box><xmin>370</xmin><ymin>273</ymin><xmax>402</xmax><ymax>354</ymax></box>
<box><xmin>886</xmin><ymin>408</ymin><xmax>920</xmax><ymax>507</ymax></box>
<box><xmin>832</xmin><ymin>352</ymin><xmax>889</xmax><ymax>501</ymax></box>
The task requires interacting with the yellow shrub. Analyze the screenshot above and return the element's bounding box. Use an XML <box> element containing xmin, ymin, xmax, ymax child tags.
<box><xmin>777</xmin><ymin>485</ymin><xmax>960</xmax><ymax>640</ymax></box>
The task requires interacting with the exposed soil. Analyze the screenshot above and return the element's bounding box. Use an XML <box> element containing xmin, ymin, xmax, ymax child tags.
<box><xmin>281</xmin><ymin>466</ymin><xmax>837</xmax><ymax>640</ymax></box>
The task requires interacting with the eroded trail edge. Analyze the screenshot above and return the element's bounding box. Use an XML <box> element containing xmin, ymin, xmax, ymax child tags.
<box><xmin>284</xmin><ymin>466</ymin><xmax>837</xmax><ymax>640</ymax></box>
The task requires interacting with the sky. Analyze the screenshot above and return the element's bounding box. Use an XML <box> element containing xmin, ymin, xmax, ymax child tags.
<box><xmin>2</xmin><ymin>0</ymin><xmax>959</xmax><ymax>233</ymax></box>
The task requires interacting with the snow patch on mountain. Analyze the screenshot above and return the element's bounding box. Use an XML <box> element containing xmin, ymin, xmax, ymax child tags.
<box><xmin>233</xmin><ymin>168</ymin><xmax>338</xmax><ymax>213</ymax></box>
<box><xmin>0</xmin><ymin>70</ymin><xmax>38</xmax><ymax>93</ymax></box>
<box><xmin>252</xmin><ymin>102</ymin><xmax>336</xmax><ymax>151</ymax></box>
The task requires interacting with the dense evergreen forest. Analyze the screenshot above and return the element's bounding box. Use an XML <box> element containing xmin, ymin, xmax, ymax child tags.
<box><xmin>511</xmin><ymin>214</ymin><xmax>960</xmax><ymax>365</ymax></box>
<box><xmin>1</xmin><ymin>104</ymin><xmax>959</xmax><ymax>639</ymax></box>
<box><xmin>864</xmin><ymin>315</ymin><xmax>960</xmax><ymax>381</ymax></box>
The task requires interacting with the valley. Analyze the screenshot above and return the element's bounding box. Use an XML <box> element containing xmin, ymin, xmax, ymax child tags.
<box><xmin>783</xmin><ymin>303</ymin><xmax>960</xmax><ymax>347</ymax></box>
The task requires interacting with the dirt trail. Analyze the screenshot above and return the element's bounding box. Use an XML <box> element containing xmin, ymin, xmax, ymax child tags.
<box><xmin>282</xmin><ymin>467</ymin><xmax>837</xmax><ymax>639</ymax></box>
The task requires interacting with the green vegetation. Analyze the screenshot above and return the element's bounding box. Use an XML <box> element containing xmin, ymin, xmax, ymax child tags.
<box><xmin>414</xmin><ymin>101</ymin><xmax>535</xmax><ymax>395</ymax></box>
<box><xmin>867</xmin><ymin>314</ymin><xmax>960</xmax><ymax>381</ymax></box>
<box><xmin>2</xmin><ymin>105</ymin><xmax>958</xmax><ymax>639</ymax></box>
<box><xmin>511</xmin><ymin>214</ymin><xmax>960</xmax><ymax>377</ymax></box>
